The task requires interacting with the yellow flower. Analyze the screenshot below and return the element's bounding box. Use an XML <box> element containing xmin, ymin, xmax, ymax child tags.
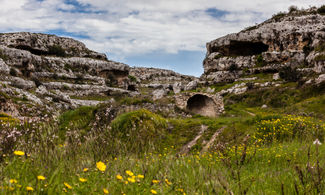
<box><xmin>124</xmin><ymin>181</ymin><xmax>128</xmax><ymax>184</ymax></box>
<box><xmin>83</xmin><ymin>168</ymin><xmax>88</xmax><ymax>172</ymax></box>
<box><xmin>96</xmin><ymin>161</ymin><xmax>106</xmax><ymax>172</ymax></box>
<box><xmin>26</xmin><ymin>186</ymin><xmax>34</xmax><ymax>191</ymax></box>
<box><xmin>103</xmin><ymin>188</ymin><xmax>109</xmax><ymax>194</ymax></box>
<box><xmin>116</xmin><ymin>174</ymin><xmax>123</xmax><ymax>180</ymax></box>
<box><xmin>152</xmin><ymin>179</ymin><xmax>160</xmax><ymax>184</ymax></box>
<box><xmin>13</xmin><ymin>151</ymin><xmax>24</xmax><ymax>156</ymax></box>
<box><xmin>165</xmin><ymin>178</ymin><xmax>172</xmax><ymax>185</ymax></box>
<box><xmin>150</xmin><ymin>189</ymin><xmax>157</xmax><ymax>194</ymax></box>
<box><xmin>127</xmin><ymin>177</ymin><xmax>136</xmax><ymax>183</ymax></box>
<box><xmin>125</xmin><ymin>170</ymin><xmax>134</xmax><ymax>176</ymax></box>
<box><xmin>79</xmin><ymin>178</ymin><xmax>87</xmax><ymax>182</ymax></box>
<box><xmin>37</xmin><ymin>175</ymin><xmax>46</xmax><ymax>180</ymax></box>
<box><xmin>64</xmin><ymin>182</ymin><xmax>72</xmax><ymax>189</ymax></box>
<box><xmin>137</xmin><ymin>174</ymin><xmax>144</xmax><ymax>179</ymax></box>
<box><xmin>9</xmin><ymin>179</ymin><xmax>17</xmax><ymax>184</ymax></box>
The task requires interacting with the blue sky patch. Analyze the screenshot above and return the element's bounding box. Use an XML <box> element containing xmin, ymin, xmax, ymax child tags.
<box><xmin>205</xmin><ymin>8</ymin><xmax>229</xmax><ymax>18</ymax></box>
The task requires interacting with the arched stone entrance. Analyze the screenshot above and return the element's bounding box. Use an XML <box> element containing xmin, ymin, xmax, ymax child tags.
<box><xmin>186</xmin><ymin>94</ymin><xmax>217</xmax><ymax>117</ymax></box>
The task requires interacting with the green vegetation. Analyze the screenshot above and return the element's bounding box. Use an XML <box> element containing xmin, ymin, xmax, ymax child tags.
<box><xmin>128</xmin><ymin>75</ymin><xmax>137</xmax><ymax>82</ymax></box>
<box><xmin>0</xmin><ymin>49</ymin><xmax>9</xmax><ymax>61</ymax></box>
<box><xmin>315</xmin><ymin>43</ymin><xmax>325</xmax><ymax>52</ymax></box>
<box><xmin>255</xmin><ymin>54</ymin><xmax>266</xmax><ymax>67</ymax></box>
<box><xmin>58</xmin><ymin>106</ymin><xmax>97</xmax><ymax>140</ymax></box>
<box><xmin>317</xmin><ymin>5</ymin><xmax>325</xmax><ymax>15</ymax></box>
<box><xmin>315</xmin><ymin>54</ymin><xmax>325</xmax><ymax>62</ymax></box>
<box><xmin>279</xmin><ymin>66</ymin><xmax>302</xmax><ymax>82</ymax></box>
<box><xmin>48</xmin><ymin>45</ymin><xmax>66</xmax><ymax>57</ymax></box>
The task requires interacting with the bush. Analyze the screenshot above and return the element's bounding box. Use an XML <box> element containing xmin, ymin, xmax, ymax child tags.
<box><xmin>48</xmin><ymin>45</ymin><xmax>66</xmax><ymax>57</ymax></box>
<box><xmin>279</xmin><ymin>66</ymin><xmax>302</xmax><ymax>82</ymax></box>
<box><xmin>128</xmin><ymin>75</ymin><xmax>137</xmax><ymax>82</ymax></box>
<box><xmin>110</xmin><ymin>109</ymin><xmax>168</xmax><ymax>154</ymax></box>
<box><xmin>9</xmin><ymin>68</ymin><xmax>18</xmax><ymax>76</ymax></box>
<box><xmin>58</xmin><ymin>106</ymin><xmax>97</xmax><ymax>140</ymax></box>
<box><xmin>228</xmin><ymin>63</ymin><xmax>238</xmax><ymax>72</ymax></box>
<box><xmin>317</xmin><ymin>5</ymin><xmax>325</xmax><ymax>15</ymax></box>
<box><xmin>255</xmin><ymin>54</ymin><xmax>266</xmax><ymax>67</ymax></box>
<box><xmin>315</xmin><ymin>55</ymin><xmax>325</xmax><ymax>61</ymax></box>
<box><xmin>288</xmin><ymin>5</ymin><xmax>298</xmax><ymax>13</ymax></box>
<box><xmin>272</xmin><ymin>12</ymin><xmax>287</xmax><ymax>21</ymax></box>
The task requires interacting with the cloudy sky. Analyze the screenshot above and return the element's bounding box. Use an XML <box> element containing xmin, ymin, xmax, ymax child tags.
<box><xmin>0</xmin><ymin>0</ymin><xmax>323</xmax><ymax>76</ymax></box>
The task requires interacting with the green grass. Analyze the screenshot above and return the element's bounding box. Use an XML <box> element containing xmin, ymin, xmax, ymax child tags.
<box><xmin>1</xmin><ymin>81</ymin><xmax>325</xmax><ymax>194</ymax></box>
<box><xmin>58</xmin><ymin>106</ymin><xmax>97</xmax><ymax>140</ymax></box>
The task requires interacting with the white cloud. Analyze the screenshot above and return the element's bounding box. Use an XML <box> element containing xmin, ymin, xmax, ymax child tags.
<box><xmin>0</xmin><ymin>0</ymin><xmax>324</xmax><ymax>59</ymax></box>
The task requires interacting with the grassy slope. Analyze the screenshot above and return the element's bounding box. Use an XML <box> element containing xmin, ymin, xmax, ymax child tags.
<box><xmin>0</xmin><ymin>82</ymin><xmax>325</xmax><ymax>194</ymax></box>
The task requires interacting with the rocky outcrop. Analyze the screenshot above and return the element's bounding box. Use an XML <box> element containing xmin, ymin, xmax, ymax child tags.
<box><xmin>0</xmin><ymin>32</ymin><xmax>135</xmax><ymax>117</ymax></box>
<box><xmin>0</xmin><ymin>32</ymin><xmax>106</xmax><ymax>59</ymax></box>
<box><xmin>203</xmin><ymin>7</ymin><xmax>325</xmax><ymax>83</ymax></box>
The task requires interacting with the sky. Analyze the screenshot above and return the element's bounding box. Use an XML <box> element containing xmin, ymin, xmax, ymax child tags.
<box><xmin>0</xmin><ymin>0</ymin><xmax>324</xmax><ymax>76</ymax></box>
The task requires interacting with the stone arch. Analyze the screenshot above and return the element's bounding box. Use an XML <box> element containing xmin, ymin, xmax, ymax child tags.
<box><xmin>186</xmin><ymin>94</ymin><xmax>217</xmax><ymax>117</ymax></box>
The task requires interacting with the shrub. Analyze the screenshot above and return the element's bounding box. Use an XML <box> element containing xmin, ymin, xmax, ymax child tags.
<box><xmin>317</xmin><ymin>5</ymin><xmax>325</xmax><ymax>15</ymax></box>
<box><xmin>314</xmin><ymin>43</ymin><xmax>325</xmax><ymax>52</ymax></box>
<box><xmin>228</xmin><ymin>63</ymin><xmax>238</xmax><ymax>72</ymax></box>
<box><xmin>58</xmin><ymin>106</ymin><xmax>97</xmax><ymax>140</ymax></box>
<box><xmin>48</xmin><ymin>45</ymin><xmax>66</xmax><ymax>57</ymax></box>
<box><xmin>315</xmin><ymin>55</ymin><xmax>325</xmax><ymax>61</ymax></box>
<box><xmin>272</xmin><ymin>12</ymin><xmax>287</xmax><ymax>21</ymax></box>
<box><xmin>288</xmin><ymin>5</ymin><xmax>298</xmax><ymax>13</ymax></box>
<box><xmin>110</xmin><ymin>109</ymin><xmax>168</xmax><ymax>154</ymax></box>
<box><xmin>128</xmin><ymin>75</ymin><xmax>137</xmax><ymax>82</ymax></box>
<box><xmin>0</xmin><ymin>49</ymin><xmax>9</xmax><ymax>61</ymax></box>
<box><xmin>9</xmin><ymin>68</ymin><xmax>18</xmax><ymax>76</ymax></box>
<box><xmin>279</xmin><ymin>66</ymin><xmax>302</xmax><ymax>82</ymax></box>
<box><xmin>255</xmin><ymin>54</ymin><xmax>266</xmax><ymax>67</ymax></box>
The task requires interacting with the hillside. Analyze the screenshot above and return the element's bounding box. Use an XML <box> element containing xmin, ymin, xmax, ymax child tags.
<box><xmin>0</xmin><ymin>6</ymin><xmax>325</xmax><ymax>194</ymax></box>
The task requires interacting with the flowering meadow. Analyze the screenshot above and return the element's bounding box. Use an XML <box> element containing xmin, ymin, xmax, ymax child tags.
<box><xmin>1</xmin><ymin>105</ymin><xmax>325</xmax><ymax>194</ymax></box>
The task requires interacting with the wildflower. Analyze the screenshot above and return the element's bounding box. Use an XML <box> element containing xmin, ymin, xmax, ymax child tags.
<box><xmin>26</xmin><ymin>186</ymin><xmax>34</xmax><ymax>191</ymax></box>
<box><xmin>103</xmin><ymin>188</ymin><xmax>109</xmax><ymax>194</ymax></box>
<box><xmin>116</xmin><ymin>174</ymin><xmax>123</xmax><ymax>180</ymax></box>
<box><xmin>150</xmin><ymin>189</ymin><xmax>157</xmax><ymax>194</ymax></box>
<box><xmin>124</xmin><ymin>181</ymin><xmax>128</xmax><ymax>184</ymax></box>
<box><xmin>13</xmin><ymin>151</ymin><xmax>24</xmax><ymax>156</ymax></box>
<box><xmin>64</xmin><ymin>182</ymin><xmax>72</xmax><ymax>189</ymax></box>
<box><xmin>152</xmin><ymin>179</ymin><xmax>160</xmax><ymax>184</ymax></box>
<box><xmin>127</xmin><ymin>177</ymin><xmax>136</xmax><ymax>183</ymax></box>
<box><xmin>79</xmin><ymin>178</ymin><xmax>87</xmax><ymax>182</ymax></box>
<box><xmin>313</xmin><ymin>139</ymin><xmax>322</xmax><ymax>145</ymax></box>
<box><xmin>137</xmin><ymin>174</ymin><xmax>144</xmax><ymax>179</ymax></box>
<box><xmin>37</xmin><ymin>175</ymin><xmax>46</xmax><ymax>180</ymax></box>
<box><xmin>9</xmin><ymin>179</ymin><xmax>17</xmax><ymax>184</ymax></box>
<box><xmin>83</xmin><ymin>168</ymin><xmax>88</xmax><ymax>172</ymax></box>
<box><xmin>125</xmin><ymin>170</ymin><xmax>134</xmax><ymax>176</ymax></box>
<box><xmin>165</xmin><ymin>178</ymin><xmax>172</xmax><ymax>185</ymax></box>
<box><xmin>96</xmin><ymin>161</ymin><xmax>106</xmax><ymax>172</ymax></box>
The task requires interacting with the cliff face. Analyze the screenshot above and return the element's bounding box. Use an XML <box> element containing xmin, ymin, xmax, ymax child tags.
<box><xmin>202</xmin><ymin>8</ymin><xmax>325</xmax><ymax>83</ymax></box>
<box><xmin>0</xmin><ymin>32</ymin><xmax>134</xmax><ymax>118</ymax></box>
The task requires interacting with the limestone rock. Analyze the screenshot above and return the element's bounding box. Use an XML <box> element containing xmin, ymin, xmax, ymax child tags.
<box><xmin>173</xmin><ymin>82</ymin><xmax>183</xmax><ymax>94</ymax></box>
<box><xmin>0</xmin><ymin>32</ymin><xmax>107</xmax><ymax>60</ymax></box>
<box><xmin>185</xmin><ymin>80</ymin><xmax>198</xmax><ymax>91</ymax></box>
<box><xmin>203</xmin><ymin>8</ymin><xmax>325</xmax><ymax>82</ymax></box>
<box><xmin>152</xmin><ymin>89</ymin><xmax>167</xmax><ymax>100</ymax></box>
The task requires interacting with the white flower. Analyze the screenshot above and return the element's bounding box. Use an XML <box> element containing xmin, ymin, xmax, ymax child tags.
<box><xmin>313</xmin><ymin>139</ymin><xmax>322</xmax><ymax>145</ymax></box>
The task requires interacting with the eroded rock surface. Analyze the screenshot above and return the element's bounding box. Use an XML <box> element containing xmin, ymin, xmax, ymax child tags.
<box><xmin>203</xmin><ymin>8</ymin><xmax>325</xmax><ymax>83</ymax></box>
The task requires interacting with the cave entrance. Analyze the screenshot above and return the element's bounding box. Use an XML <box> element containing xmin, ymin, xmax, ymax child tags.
<box><xmin>186</xmin><ymin>94</ymin><xmax>217</xmax><ymax>117</ymax></box>
<box><xmin>211</xmin><ymin>41</ymin><xmax>269</xmax><ymax>56</ymax></box>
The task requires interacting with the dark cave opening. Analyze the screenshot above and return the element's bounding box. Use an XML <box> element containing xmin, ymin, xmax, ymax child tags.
<box><xmin>186</xmin><ymin>94</ymin><xmax>217</xmax><ymax>117</ymax></box>
<box><xmin>210</xmin><ymin>41</ymin><xmax>269</xmax><ymax>56</ymax></box>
